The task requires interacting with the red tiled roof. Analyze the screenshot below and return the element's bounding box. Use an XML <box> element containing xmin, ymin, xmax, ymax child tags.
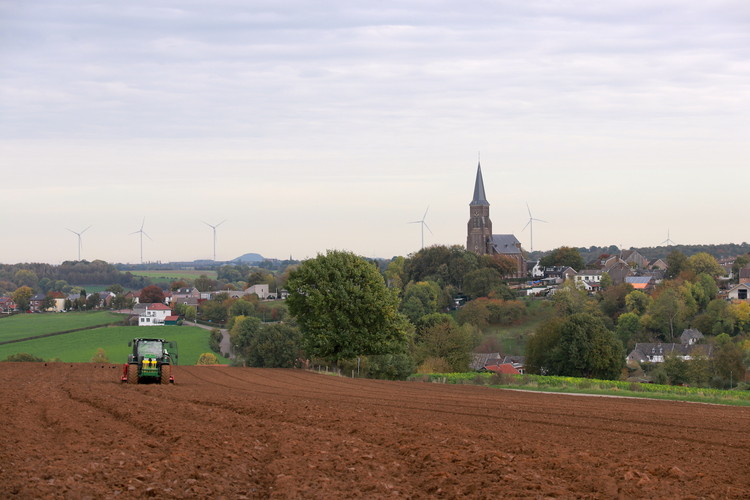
<box><xmin>146</xmin><ymin>303</ymin><xmax>171</xmax><ymax>311</ymax></box>
<box><xmin>165</xmin><ymin>315</ymin><xmax>179</xmax><ymax>321</ymax></box>
<box><xmin>485</xmin><ymin>363</ymin><xmax>521</xmax><ymax>375</ymax></box>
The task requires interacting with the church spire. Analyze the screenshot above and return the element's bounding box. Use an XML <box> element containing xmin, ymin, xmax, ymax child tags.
<box><xmin>470</xmin><ymin>162</ymin><xmax>489</xmax><ymax>206</ymax></box>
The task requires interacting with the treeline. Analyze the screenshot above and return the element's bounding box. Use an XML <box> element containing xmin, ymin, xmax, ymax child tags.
<box><xmin>0</xmin><ymin>260</ymin><xmax>149</xmax><ymax>294</ymax></box>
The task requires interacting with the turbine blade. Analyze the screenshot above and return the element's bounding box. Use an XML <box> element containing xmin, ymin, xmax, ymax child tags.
<box><xmin>533</xmin><ymin>218</ymin><xmax>548</xmax><ymax>223</ymax></box>
<box><xmin>526</xmin><ymin>202</ymin><xmax>532</xmax><ymax>218</ymax></box>
<box><xmin>522</xmin><ymin>220</ymin><xmax>531</xmax><ymax>231</ymax></box>
<box><xmin>143</xmin><ymin>231</ymin><xmax>152</xmax><ymax>240</ymax></box>
<box><xmin>217</xmin><ymin>219</ymin><xmax>226</xmax><ymax>227</ymax></box>
<box><xmin>423</xmin><ymin>222</ymin><xmax>433</xmax><ymax>234</ymax></box>
<box><xmin>422</xmin><ymin>206</ymin><xmax>429</xmax><ymax>221</ymax></box>
<box><xmin>81</xmin><ymin>225</ymin><xmax>92</xmax><ymax>234</ymax></box>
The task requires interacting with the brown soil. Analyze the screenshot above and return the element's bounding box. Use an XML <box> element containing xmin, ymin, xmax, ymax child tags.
<box><xmin>1</xmin><ymin>363</ymin><xmax>749</xmax><ymax>499</ymax></box>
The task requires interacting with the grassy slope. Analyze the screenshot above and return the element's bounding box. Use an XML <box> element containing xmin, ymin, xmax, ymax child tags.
<box><xmin>0</xmin><ymin>325</ymin><xmax>228</xmax><ymax>365</ymax></box>
<box><xmin>0</xmin><ymin>311</ymin><xmax>122</xmax><ymax>343</ymax></box>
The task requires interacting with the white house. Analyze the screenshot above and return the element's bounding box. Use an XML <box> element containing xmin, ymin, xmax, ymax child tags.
<box><xmin>138</xmin><ymin>303</ymin><xmax>172</xmax><ymax>326</ymax></box>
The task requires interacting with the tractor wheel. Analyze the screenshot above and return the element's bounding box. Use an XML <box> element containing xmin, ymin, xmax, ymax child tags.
<box><xmin>160</xmin><ymin>364</ymin><xmax>172</xmax><ymax>385</ymax></box>
<box><xmin>127</xmin><ymin>364</ymin><xmax>139</xmax><ymax>384</ymax></box>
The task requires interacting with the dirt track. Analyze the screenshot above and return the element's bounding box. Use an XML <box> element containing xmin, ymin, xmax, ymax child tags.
<box><xmin>1</xmin><ymin>363</ymin><xmax>749</xmax><ymax>499</ymax></box>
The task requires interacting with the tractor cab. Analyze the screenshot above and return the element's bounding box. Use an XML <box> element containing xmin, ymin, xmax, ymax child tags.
<box><xmin>121</xmin><ymin>338</ymin><xmax>178</xmax><ymax>384</ymax></box>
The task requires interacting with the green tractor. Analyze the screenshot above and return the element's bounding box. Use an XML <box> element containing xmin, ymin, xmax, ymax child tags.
<box><xmin>121</xmin><ymin>338</ymin><xmax>178</xmax><ymax>384</ymax></box>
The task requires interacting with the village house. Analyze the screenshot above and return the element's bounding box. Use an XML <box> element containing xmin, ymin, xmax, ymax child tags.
<box><xmin>138</xmin><ymin>303</ymin><xmax>172</xmax><ymax>326</ymax></box>
<box><xmin>726</xmin><ymin>283</ymin><xmax>750</xmax><ymax>302</ymax></box>
<box><xmin>627</xmin><ymin>329</ymin><xmax>711</xmax><ymax>364</ymax></box>
<box><xmin>172</xmin><ymin>287</ymin><xmax>200</xmax><ymax>307</ymax></box>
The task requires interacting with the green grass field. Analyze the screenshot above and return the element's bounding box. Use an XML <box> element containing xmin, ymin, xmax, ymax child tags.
<box><xmin>0</xmin><ymin>311</ymin><xmax>122</xmax><ymax>343</ymax></box>
<box><xmin>0</xmin><ymin>325</ymin><xmax>228</xmax><ymax>365</ymax></box>
<box><xmin>129</xmin><ymin>270</ymin><xmax>218</xmax><ymax>281</ymax></box>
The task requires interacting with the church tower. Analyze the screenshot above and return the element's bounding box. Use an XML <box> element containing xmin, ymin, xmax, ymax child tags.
<box><xmin>467</xmin><ymin>162</ymin><xmax>492</xmax><ymax>255</ymax></box>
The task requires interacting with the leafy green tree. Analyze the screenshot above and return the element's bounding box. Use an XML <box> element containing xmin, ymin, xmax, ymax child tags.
<box><xmin>358</xmin><ymin>353</ymin><xmax>415</xmax><ymax>380</ymax></box>
<box><xmin>527</xmin><ymin>314</ymin><xmax>623</xmax><ymax>379</ymax></box>
<box><xmin>384</xmin><ymin>256</ymin><xmax>407</xmax><ymax>291</ymax></box>
<box><xmin>287</xmin><ymin>250</ymin><xmax>411</xmax><ymax>363</ymax></box>
<box><xmin>455</xmin><ymin>298</ymin><xmax>491</xmax><ymax>329</ymax></box>
<box><xmin>244</xmin><ymin>323</ymin><xmax>303</xmax><ymax>368</ymax></box>
<box><xmin>13</xmin><ymin>269</ymin><xmax>38</xmax><ymax>289</ymax></box>
<box><xmin>462</xmin><ymin>268</ymin><xmax>503</xmax><ymax>299</ymax></box>
<box><xmin>525</xmin><ymin>318</ymin><xmax>564</xmax><ymax>375</ymax></box>
<box><xmin>194</xmin><ymin>274</ymin><xmax>217</xmax><ymax>292</ymax></box>
<box><xmin>413</xmin><ymin>314</ymin><xmax>473</xmax><ymax>372</ymax></box>
<box><xmin>599</xmin><ymin>283</ymin><xmax>633</xmax><ymax>320</ymax></box>
<box><xmin>625</xmin><ymin>290</ymin><xmax>651</xmax><ymax>316</ymax></box>
<box><xmin>539</xmin><ymin>247</ymin><xmax>585</xmax><ymax>271</ymax></box>
<box><xmin>711</xmin><ymin>334</ymin><xmax>746</xmax><ymax>388</ymax></box>
<box><xmin>400</xmin><ymin>281</ymin><xmax>440</xmax><ymax>323</ymax></box>
<box><xmin>229</xmin><ymin>298</ymin><xmax>256</xmax><ymax>318</ymax></box>
<box><xmin>665</xmin><ymin>250</ymin><xmax>687</xmax><ymax>279</ymax></box>
<box><xmin>12</xmin><ymin>286</ymin><xmax>33</xmax><ymax>311</ymax></box>
<box><xmin>662</xmin><ymin>355</ymin><xmax>688</xmax><ymax>385</ymax></box>
<box><xmin>200</xmin><ymin>299</ymin><xmax>228</xmax><ymax>323</ymax></box>
<box><xmin>41</xmin><ymin>292</ymin><xmax>57</xmax><ymax>311</ymax></box>
<box><xmin>556</xmin><ymin>313</ymin><xmax>623</xmax><ymax>379</ymax></box>
<box><xmin>106</xmin><ymin>284</ymin><xmax>125</xmax><ymax>295</ymax></box>
<box><xmin>615</xmin><ymin>312</ymin><xmax>642</xmax><ymax>350</ymax></box>
<box><xmin>646</xmin><ymin>286</ymin><xmax>691</xmax><ymax>341</ymax></box>
<box><xmin>684</xmin><ymin>252</ymin><xmax>724</xmax><ymax>278</ymax></box>
<box><xmin>86</xmin><ymin>293</ymin><xmax>101</xmax><ymax>310</ymax></box>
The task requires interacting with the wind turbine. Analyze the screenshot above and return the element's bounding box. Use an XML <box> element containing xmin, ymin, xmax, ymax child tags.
<box><xmin>408</xmin><ymin>207</ymin><xmax>432</xmax><ymax>250</ymax></box>
<box><xmin>203</xmin><ymin>220</ymin><xmax>226</xmax><ymax>262</ymax></box>
<box><xmin>66</xmin><ymin>226</ymin><xmax>91</xmax><ymax>261</ymax></box>
<box><xmin>661</xmin><ymin>229</ymin><xmax>676</xmax><ymax>246</ymax></box>
<box><xmin>521</xmin><ymin>203</ymin><xmax>547</xmax><ymax>252</ymax></box>
<box><xmin>130</xmin><ymin>217</ymin><xmax>151</xmax><ymax>264</ymax></box>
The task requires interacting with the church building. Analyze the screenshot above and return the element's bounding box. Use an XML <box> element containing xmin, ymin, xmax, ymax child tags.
<box><xmin>466</xmin><ymin>163</ymin><xmax>526</xmax><ymax>277</ymax></box>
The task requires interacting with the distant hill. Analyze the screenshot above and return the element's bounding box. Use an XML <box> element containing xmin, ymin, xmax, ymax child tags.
<box><xmin>232</xmin><ymin>253</ymin><xmax>265</xmax><ymax>263</ymax></box>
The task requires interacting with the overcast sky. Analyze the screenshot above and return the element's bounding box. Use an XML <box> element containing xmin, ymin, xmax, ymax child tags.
<box><xmin>1</xmin><ymin>1</ymin><xmax>748</xmax><ymax>264</ymax></box>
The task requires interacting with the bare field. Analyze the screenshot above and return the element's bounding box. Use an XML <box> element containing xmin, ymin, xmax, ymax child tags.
<box><xmin>1</xmin><ymin>363</ymin><xmax>748</xmax><ymax>498</ymax></box>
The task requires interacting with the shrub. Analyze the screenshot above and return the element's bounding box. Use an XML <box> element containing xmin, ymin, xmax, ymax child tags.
<box><xmin>196</xmin><ymin>353</ymin><xmax>218</xmax><ymax>365</ymax></box>
<box><xmin>3</xmin><ymin>353</ymin><xmax>45</xmax><ymax>362</ymax></box>
<box><xmin>90</xmin><ymin>348</ymin><xmax>109</xmax><ymax>363</ymax></box>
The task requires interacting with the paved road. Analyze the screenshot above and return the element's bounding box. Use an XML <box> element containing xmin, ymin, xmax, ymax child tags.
<box><xmin>183</xmin><ymin>321</ymin><xmax>234</xmax><ymax>360</ymax></box>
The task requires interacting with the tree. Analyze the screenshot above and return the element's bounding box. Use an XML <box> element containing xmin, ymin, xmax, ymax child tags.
<box><xmin>538</xmin><ymin>247</ymin><xmax>585</xmax><ymax>271</ymax></box>
<box><xmin>106</xmin><ymin>284</ymin><xmax>125</xmax><ymax>295</ymax></box>
<box><xmin>684</xmin><ymin>252</ymin><xmax>724</xmax><ymax>278</ymax></box>
<box><xmin>12</xmin><ymin>286</ymin><xmax>33</xmax><ymax>311</ymax></box>
<box><xmin>139</xmin><ymin>285</ymin><xmax>165</xmax><ymax>304</ymax></box>
<box><xmin>244</xmin><ymin>323</ymin><xmax>303</xmax><ymax>368</ymax></box>
<box><xmin>599</xmin><ymin>283</ymin><xmax>633</xmax><ymax>320</ymax></box>
<box><xmin>3</xmin><ymin>353</ymin><xmax>45</xmax><ymax>362</ymax></box>
<box><xmin>287</xmin><ymin>250</ymin><xmax>410</xmax><ymax>363</ymax></box>
<box><xmin>665</xmin><ymin>250</ymin><xmax>687</xmax><ymax>279</ymax></box>
<box><xmin>400</xmin><ymin>281</ymin><xmax>440</xmax><ymax>323</ymax></box>
<box><xmin>194</xmin><ymin>274</ymin><xmax>216</xmax><ymax>292</ymax></box>
<box><xmin>646</xmin><ymin>286</ymin><xmax>691</xmax><ymax>341</ymax></box>
<box><xmin>462</xmin><ymin>268</ymin><xmax>503</xmax><ymax>299</ymax></box>
<box><xmin>413</xmin><ymin>314</ymin><xmax>473</xmax><ymax>372</ymax></box>
<box><xmin>41</xmin><ymin>292</ymin><xmax>56</xmax><ymax>311</ymax></box>
<box><xmin>625</xmin><ymin>290</ymin><xmax>651</xmax><ymax>316</ymax></box>
<box><xmin>13</xmin><ymin>269</ymin><xmax>38</xmax><ymax>289</ymax></box>
<box><xmin>711</xmin><ymin>334</ymin><xmax>746</xmax><ymax>388</ymax></box>
<box><xmin>615</xmin><ymin>312</ymin><xmax>642</xmax><ymax>351</ymax></box>
<box><xmin>556</xmin><ymin>313</ymin><xmax>624</xmax><ymax>379</ymax></box>
<box><xmin>526</xmin><ymin>314</ymin><xmax>623</xmax><ymax>379</ymax></box>
<box><xmin>86</xmin><ymin>292</ymin><xmax>101</xmax><ymax>310</ymax></box>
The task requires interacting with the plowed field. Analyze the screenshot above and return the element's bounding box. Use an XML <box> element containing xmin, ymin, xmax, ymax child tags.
<box><xmin>1</xmin><ymin>363</ymin><xmax>749</xmax><ymax>499</ymax></box>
